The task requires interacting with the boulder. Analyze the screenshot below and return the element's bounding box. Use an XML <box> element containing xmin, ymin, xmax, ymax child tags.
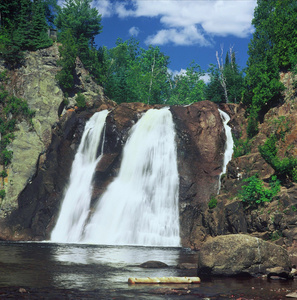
<box><xmin>197</xmin><ymin>234</ymin><xmax>291</xmax><ymax>277</ymax></box>
<box><xmin>139</xmin><ymin>261</ymin><xmax>168</xmax><ymax>268</ymax></box>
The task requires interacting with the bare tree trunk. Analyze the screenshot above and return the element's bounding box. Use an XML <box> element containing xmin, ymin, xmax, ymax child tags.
<box><xmin>216</xmin><ymin>45</ymin><xmax>228</xmax><ymax>103</ymax></box>
<box><xmin>148</xmin><ymin>52</ymin><xmax>156</xmax><ymax>105</ymax></box>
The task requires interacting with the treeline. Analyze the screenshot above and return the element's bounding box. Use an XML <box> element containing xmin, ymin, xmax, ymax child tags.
<box><xmin>0</xmin><ymin>0</ymin><xmax>244</xmax><ymax>106</ymax></box>
<box><xmin>1</xmin><ymin>0</ymin><xmax>297</xmax><ymax>127</ymax></box>
<box><xmin>0</xmin><ymin>0</ymin><xmax>55</xmax><ymax>67</ymax></box>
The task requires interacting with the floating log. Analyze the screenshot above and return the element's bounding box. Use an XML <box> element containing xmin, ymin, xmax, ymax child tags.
<box><xmin>128</xmin><ymin>277</ymin><xmax>201</xmax><ymax>284</ymax></box>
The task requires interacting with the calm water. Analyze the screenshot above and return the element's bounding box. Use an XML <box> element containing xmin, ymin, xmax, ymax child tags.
<box><xmin>0</xmin><ymin>242</ymin><xmax>296</xmax><ymax>299</ymax></box>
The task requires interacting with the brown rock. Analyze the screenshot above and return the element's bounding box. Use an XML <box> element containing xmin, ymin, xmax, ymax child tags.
<box><xmin>197</xmin><ymin>234</ymin><xmax>291</xmax><ymax>277</ymax></box>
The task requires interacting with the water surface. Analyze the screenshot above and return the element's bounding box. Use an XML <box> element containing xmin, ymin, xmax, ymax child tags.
<box><xmin>0</xmin><ymin>242</ymin><xmax>296</xmax><ymax>299</ymax></box>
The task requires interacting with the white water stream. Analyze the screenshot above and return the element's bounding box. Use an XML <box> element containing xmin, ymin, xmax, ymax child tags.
<box><xmin>218</xmin><ymin>109</ymin><xmax>234</xmax><ymax>192</ymax></box>
<box><xmin>51</xmin><ymin>110</ymin><xmax>109</xmax><ymax>243</ymax></box>
<box><xmin>82</xmin><ymin>108</ymin><xmax>180</xmax><ymax>246</ymax></box>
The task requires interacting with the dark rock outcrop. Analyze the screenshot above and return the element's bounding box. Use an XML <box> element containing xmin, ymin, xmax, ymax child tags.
<box><xmin>0</xmin><ymin>100</ymin><xmax>226</xmax><ymax>246</ymax></box>
<box><xmin>197</xmin><ymin>234</ymin><xmax>291</xmax><ymax>278</ymax></box>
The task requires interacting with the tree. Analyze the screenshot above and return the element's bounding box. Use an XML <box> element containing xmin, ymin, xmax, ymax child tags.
<box><xmin>139</xmin><ymin>45</ymin><xmax>170</xmax><ymax>104</ymax></box>
<box><xmin>55</xmin><ymin>29</ymin><xmax>78</xmax><ymax>91</ymax></box>
<box><xmin>55</xmin><ymin>0</ymin><xmax>102</xmax><ymax>45</ymax></box>
<box><xmin>26</xmin><ymin>0</ymin><xmax>53</xmax><ymax>50</ymax></box>
<box><xmin>167</xmin><ymin>62</ymin><xmax>206</xmax><ymax>105</ymax></box>
<box><xmin>242</xmin><ymin>0</ymin><xmax>297</xmax><ymax>137</ymax></box>
<box><xmin>205</xmin><ymin>48</ymin><xmax>244</xmax><ymax>103</ymax></box>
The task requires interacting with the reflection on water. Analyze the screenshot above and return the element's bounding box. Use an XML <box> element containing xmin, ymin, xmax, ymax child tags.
<box><xmin>0</xmin><ymin>242</ymin><xmax>296</xmax><ymax>299</ymax></box>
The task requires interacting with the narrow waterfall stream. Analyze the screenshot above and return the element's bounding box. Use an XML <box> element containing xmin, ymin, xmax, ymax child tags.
<box><xmin>51</xmin><ymin>110</ymin><xmax>109</xmax><ymax>243</ymax></box>
<box><xmin>82</xmin><ymin>107</ymin><xmax>180</xmax><ymax>246</ymax></box>
<box><xmin>218</xmin><ymin>109</ymin><xmax>234</xmax><ymax>192</ymax></box>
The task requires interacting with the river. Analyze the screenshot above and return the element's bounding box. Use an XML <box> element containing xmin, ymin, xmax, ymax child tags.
<box><xmin>0</xmin><ymin>242</ymin><xmax>296</xmax><ymax>299</ymax></box>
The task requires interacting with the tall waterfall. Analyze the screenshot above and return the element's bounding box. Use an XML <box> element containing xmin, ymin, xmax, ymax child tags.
<box><xmin>81</xmin><ymin>108</ymin><xmax>180</xmax><ymax>247</ymax></box>
<box><xmin>51</xmin><ymin>110</ymin><xmax>109</xmax><ymax>243</ymax></box>
<box><xmin>218</xmin><ymin>109</ymin><xmax>234</xmax><ymax>192</ymax></box>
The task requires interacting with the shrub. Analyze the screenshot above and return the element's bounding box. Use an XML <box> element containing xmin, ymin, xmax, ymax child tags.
<box><xmin>239</xmin><ymin>174</ymin><xmax>280</xmax><ymax>208</ymax></box>
<box><xmin>259</xmin><ymin>135</ymin><xmax>297</xmax><ymax>182</ymax></box>
<box><xmin>75</xmin><ymin>92</ymin><xmax>86</xmax><ymax>108</ymax></box>
<box><xmin>1</xmin><ymin>149</ymin><xmax>13</xmax><ymax>166</ymax></box>
<box><xmin>208</xmin><ymin>196</ymin><xmax>218</xmax><ymax>209</ymax></box>
<box><xmin>0</xmin><ymin>170</ymin><xmax>8</xmax><ymax>178</ymax></box>
<box><xmin>233</xmin><ymin>136</ymin><xmax>251</xmax><ymax>158</ymax></box>
<box><xmin>0</xmin><ymin>189</ymin><xmax>6</xmax><ymax>200</ymax></box>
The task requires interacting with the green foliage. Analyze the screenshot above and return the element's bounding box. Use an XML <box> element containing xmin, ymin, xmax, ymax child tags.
<box><xmin>0</xmin><ymin>0</ymin><xmax>53</xmax><ymax>67</ymax></box>
<box><xmin>208</xmin><ymin>196</ymin><xmax>218</xmax><ymax>209</ymax></box>
<box><xmin>0</xmin><ymin>189</ymin><xmax>6</xmax><ymax>200</ymax></box>
<box><xmin>0</xmin><ymin>149</ymin><xmax>13</xmax><ymax>166</ymax></box>
<box><xmin>75</xmin><ymin>92</ymin><xmax>86</xmax><ymax>108</ymax></box>
<box><xmin>233</xmin><ymin>136</ymin><xmax>252</xmax><ymax>158</ymax></box>
<box><xmin>243</xmin><ymin>0</ymin><xmax>295</xmax><ymax>137</ymax></box>
<box><xmin>259</xmin><ymin>134</ymin><xmax>297</xmax><ymax>182</ymax></box>
<box><xmin>55</xmin><ymin>0</ymin><xmax>102</xmax><ymax>85</ymax></box>
<box><xmin>239</xmin><ymin>174</ymin><xmax>280</xmax><ymax>208</ymax></box>
<box><xmin>205</xmin><ymin>50</ymin><xmax>244</xmax><ymax>103</ymax></box>
<box><xmin>0</xmin><ymin>170</ymin><xmax>8</xmax><ymax>178</ymax></box>
<box><xmin>167</xmin><ymin>62</ymin><xmax>206</xmax><ymax>105</ymax></box>
<box><xmin>56</xmin><ymin>30</ymin><xmax>78</xmax><ymax>91</ymax></box>
<box><xmin>270</xmin><ymin>230</ymin><xmax>282</xmax><ymax>241</ymax></box>
<box><xmin>0</xmin><ymin>78</ymin><xmax>34</xmax><ymax>167</ymax></box>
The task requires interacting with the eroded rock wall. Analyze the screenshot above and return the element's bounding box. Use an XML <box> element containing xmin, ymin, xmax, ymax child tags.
<box><xmin>1</xmin><ymin>100</ymin><xmax>226</xmax><ymax>245</ymax></box>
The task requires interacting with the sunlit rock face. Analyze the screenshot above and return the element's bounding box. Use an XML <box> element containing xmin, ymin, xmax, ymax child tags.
<box><xmin>198</xmin><ymin>234</ymin><xmax>291</xmax><ymax>277</ymax></box>
<box><xmin>1</xmin><ymin>100</ymin><xmax>226</xmax><ymax>247</ymax></box>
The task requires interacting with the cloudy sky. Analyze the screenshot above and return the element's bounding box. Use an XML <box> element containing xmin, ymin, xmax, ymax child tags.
<box><xmin>60</xmin><ymin>0</ymin><xmax>258</xmax><ymax>76</ymax></box>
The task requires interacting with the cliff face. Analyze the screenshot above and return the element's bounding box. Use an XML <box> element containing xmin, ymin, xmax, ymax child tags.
<box><xmin>3</xmin><ymin>46</ymin><xmax>297</xmax><ymax>253</ymax></box>
<box><xmin>0</xmin><ymin>44</ymin><xmax>107</xmax><ymax>216</ymax></box>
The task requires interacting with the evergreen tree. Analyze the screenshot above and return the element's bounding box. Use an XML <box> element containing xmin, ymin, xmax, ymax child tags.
<box><xmin>55</xmin><ymin>29</ymin><xmax>78</xmax><ymax>91</ymax></box>
<box><xmin>26</xmin><ymin>0</ymin><xmax>52</xmax><ymax>50</ymax></box>
<box><xmin>205</xmin><ymin>49</ymin><xmax>244</xmax><ymax>103</ymax></box>
<box><xmin>243</xmin><ymin>0</ymin><xmax>288</xmax><ymax>137</ymax></box>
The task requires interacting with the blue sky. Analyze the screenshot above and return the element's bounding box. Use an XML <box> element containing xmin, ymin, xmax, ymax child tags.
<box><xmin>59</xmin><ymin>0</ymin><xmax>258</xmax><ymax>79</ymax></box>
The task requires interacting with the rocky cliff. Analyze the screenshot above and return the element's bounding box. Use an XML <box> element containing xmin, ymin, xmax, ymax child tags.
<box><xmin>2</xmin><ymin>45</ymin><xmax>297</xmax><ymax>257</ymax></box>
<box><xmin>0</xmin><ymin>45</ymin><xmax>227</xmax><ymax>246</ymax></box>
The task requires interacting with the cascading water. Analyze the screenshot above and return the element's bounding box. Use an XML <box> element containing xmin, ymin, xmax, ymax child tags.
<box><xmin>218</xmin><ymin>109</ymin><xmax>234</xmax><ymax>192</ymax></box>
<box><xmin>81</xmin><ymin>107</ymin><xmax>180</xmax><ymax>247</ymax></box>
<box><xmin>51</xmin><ymin>110</ymin><xmax>109</xmax><ymax>243</ymax></box>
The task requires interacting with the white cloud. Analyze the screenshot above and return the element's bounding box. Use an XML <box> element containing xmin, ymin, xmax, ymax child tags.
<box><xmin>129</xmin><ymin>26</ymin><xmax>140</xmax><ymax>37</ymax></box>
<box><xmin>145</xmin><ymin>25</ymin><xmax>211</xmax><ymax>46</ymax></box>
<box><xmin>168</xmin><ymin>68</ymin><xmax>210</xmax><ymax>83</ymax></box>
<box><xmin>168</xmin><ymin>68</ymin><xmax>187</xmax><ymax>78</ymax></box>
<box><xmin>201</xmin><ymin>73</ymin><xmax>210</xmax><ymax>84</ymax></box>
<box><xmin>91</xmin><ymin>0</ymin><xmax>113</xmax><ymax>17</ymax></box>
<box><xmin>115</xmin><ymin>0</ymin><xmax>257</xmax><ymax>46</ymax></box>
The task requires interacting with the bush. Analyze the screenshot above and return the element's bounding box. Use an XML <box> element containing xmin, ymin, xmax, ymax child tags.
<box><xmin>239</xmin><ymin>174</ymin><xmax>280</xmax><ymax>208</ymax></box>
<box><xmin>208</xmin><ymin>196</ymin><xmax>218</xmax><ymax>209</ymax></box>
<box><xmin>259</xmin><ymin>135</ymin><xmax>297</xmax><ymax>182</ymax></box>
<box><xmin>0</xmin><ymin>189</ymin><xmax>5</xmax><ymax>200</ymax></box>
<box><xmin>0</xmin><ymin>149</ymin><xmax>13</xmax><ymax>166</ymax></box>
<box><xmin>233</xmin><ymin>136</ymin><xmax>251</xmax><ymax>158</ymax></box>
<box><xmin>75</xmin><ymin>93</ymin><xmax>86</xmax><ymax>108</ymax></box>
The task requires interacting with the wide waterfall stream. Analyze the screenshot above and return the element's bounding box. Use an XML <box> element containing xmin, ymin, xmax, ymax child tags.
<box><xmin>52</xmin><ymin>107</ymin><xmax>180</xmax><ymax>246</ymax></box>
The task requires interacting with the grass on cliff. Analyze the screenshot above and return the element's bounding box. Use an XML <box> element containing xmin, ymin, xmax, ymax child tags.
<box><xmin>0</xmin><ymin>71</ymin><xmax>35</xmax><ymax>199</ymax></box>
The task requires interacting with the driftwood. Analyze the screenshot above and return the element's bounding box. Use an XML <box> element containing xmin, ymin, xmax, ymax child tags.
<box><xmin>128</xmin><ymin>277</ymin><xmax>201</xmax><ymax>284</ymax></box>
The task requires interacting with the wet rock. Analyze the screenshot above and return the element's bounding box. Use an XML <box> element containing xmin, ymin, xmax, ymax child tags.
<box><xmin>139</xmin><ymin>261</ymin><xmax>168</xmax><ymax>268</ymax></box>
<box><xmin>267</xmin><ymin>267</ymin><xmax>292</xmax><ymax>280</ymax></box>
<box><xmin>197</xmin><ymin>234</ymin><xmax>291</xmax><ymax>277</ymax></box>
<box><xmin>177</xmin><ymin>263</ymin><xmax>198</xmax><ymax>270</ymax></box>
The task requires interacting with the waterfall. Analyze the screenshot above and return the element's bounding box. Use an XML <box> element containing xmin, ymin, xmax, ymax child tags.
<box><xmin>218</xmin><ymin>109</ymin><xmax>234</xmax><ymax>192</ymax></box>
<box><xmin>81</xmin><ymin>108</ymin><xmax>180</xmax><ymax>247</ymax></box>
<box><xmin>51</xmin><ymin>110</ymin><xmax>109</xmax><ymax>243</ymax></box>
